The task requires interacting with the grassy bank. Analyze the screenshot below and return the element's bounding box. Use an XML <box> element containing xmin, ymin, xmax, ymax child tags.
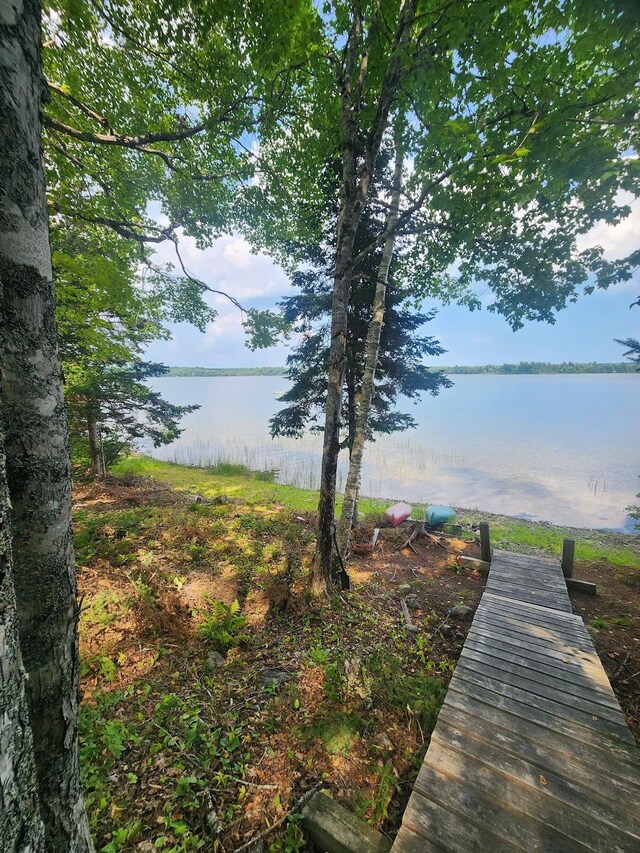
<box><xmin>113</xmin><ymin>456</ymin><xmax>389</xmax><ymax>517</ymax></box>
<box><xmin>114</xmin><ymin>456</ymin><xmax>640</xmax><ymax>571</ymax></box>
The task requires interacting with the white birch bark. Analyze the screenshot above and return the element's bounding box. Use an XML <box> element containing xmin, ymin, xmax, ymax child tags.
<box><xmin>315</xmin><ymin>0</ymin><xmax>418</xmax><ymax>591</ymax></box>
<box><xmin>0</xmin><ymin>401</ymin><xmax>45</xmax><ymax>853</ymax></box>
<box><xmin>337</xmin><ymin>126</ymin><xmax>404</xmax><ymax>555</ymax></box>
<box><xmin>0</xmin><ymin>0</ymin><xmax>94</xmax><ymax>848</ymax></box>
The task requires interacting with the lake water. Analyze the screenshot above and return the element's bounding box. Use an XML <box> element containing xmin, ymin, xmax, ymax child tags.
<box><xmin>147</xmin><ymin>374</ymin><xmax>640</xmax><ymax>532</ymax></box>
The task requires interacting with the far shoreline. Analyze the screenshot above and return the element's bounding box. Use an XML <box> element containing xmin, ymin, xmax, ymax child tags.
<box><xmin>164</xmin><ymin>362</ymin><xmax>638</xmax><ymax>377</ymax></box>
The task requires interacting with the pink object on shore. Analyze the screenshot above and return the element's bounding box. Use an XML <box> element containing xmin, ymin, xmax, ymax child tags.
<box><xmin>385</xmin><ymin>502</ymin><xmax>412</xmax><ymax>527</ymax></box>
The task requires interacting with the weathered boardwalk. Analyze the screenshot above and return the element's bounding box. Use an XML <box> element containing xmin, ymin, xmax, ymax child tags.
<box><xmin>392</xmin><ymin>549</ymin><xmax>640</xmax><ymax>852</ymax></box>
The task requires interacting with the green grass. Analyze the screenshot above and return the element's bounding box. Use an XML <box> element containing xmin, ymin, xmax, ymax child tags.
<box><xmin>489</xmin><ymin>520</ymin><xmax>640</xmax><ymax>570</ymax></box>
<box><xmin>113</xmin><ymin>456</ymin><xmax>640</xmax><ymax>571</ymax></box>
<box><xmin>112</xmin><ymin>456</ymin><xmax>388</xmax><ymax>517</ymax></box>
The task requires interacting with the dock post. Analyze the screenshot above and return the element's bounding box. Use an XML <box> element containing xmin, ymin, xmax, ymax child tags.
<box><xmin>561</xmin><ymin>538</ymin><xmax>575</xmax><ymax>578</ymax></box>
<box><xmin>479</xmin><ymin>522</ymin><xmax>491</xmax><ymax>563</ymax></box>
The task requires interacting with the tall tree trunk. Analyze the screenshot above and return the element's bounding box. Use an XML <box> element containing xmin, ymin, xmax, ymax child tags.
<box><xmin>313</xmin><ymin>5</ymin><xmax>364</xmax><ymax>595</ymax></box>
<box><xmin>345</xmin><ymin>368</ymin><xmax>358</xmax><ymax>525</ymax></box>
<box><xmin>314</xmin><ymin>0</ymin><xmax>417</xmax><ymax>594</ymax></box>
<box><xmin>0</xmin><ymin>1</ymin><xmax>94</xmax><ymax>849</ymax></box>
<box><xmin>87</xmin><ymin>405</ymin><xmax>105</xmax><ymax>479</ymax></box>
<box><xmin>0</xmin><ymin>404</ymin><xmax>45</xmax><ymax>853</ymax></box>
<box><xmin>314</xmin><ymin>222</ymin><xmax>359</xmax><ymax>593</ymax></box>
<box><xmin>337</xmin><ymin>127</ymin><xmax>404</xmax><ymax>555</ymax></box>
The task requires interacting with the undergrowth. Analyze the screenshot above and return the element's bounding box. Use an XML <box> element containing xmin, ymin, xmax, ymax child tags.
<box><xmin>74</xmin><ymin>475</ymin><xmax>463</xmax><ymax>851</ymax></box>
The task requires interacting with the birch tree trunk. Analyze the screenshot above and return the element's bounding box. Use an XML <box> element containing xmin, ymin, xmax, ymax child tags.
<box><xmin>337</xmin><ymin>128</ymin><xmax>404</xmax><ymax>555</ymax></box>
<box><xmin>0</xmin><ymin>406</ymin><xmax>45</xmax><ymax>853</ymax></box>
<box><xmin>314</xmin><ymin>0</ymin><xmax>417</xmax><ymax>594</ymax></box>
<box><xmin>313</xmin><ymin>6</ymin><xmax>365</xmax><ymax>595</ymax></box>
<box><xmin>0</xmin><ymin>1</ymin><xmax>94</xmax><ymax>849</ymax></box>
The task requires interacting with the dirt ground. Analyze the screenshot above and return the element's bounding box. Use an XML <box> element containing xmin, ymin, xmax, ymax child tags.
<box><xmin>72</xmin><ymin>477</ymin><xmax>639</xmax><ymax>851</ymax></box>
<box><xmin>568</xmin><ymin>562</ymin><xmax>640</xmax><ymax>743</ymax></box>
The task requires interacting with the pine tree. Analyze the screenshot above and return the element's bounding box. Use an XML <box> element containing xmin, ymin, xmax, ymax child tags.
<box><xmin>65</xmin><ymin>361</ymin><xmax>198</xmax><ymax>477</ymax></box>
<box><xmin>271</xmin><ymin>221</ymin><xmax>451</xmax><ymax>462</ymax></box>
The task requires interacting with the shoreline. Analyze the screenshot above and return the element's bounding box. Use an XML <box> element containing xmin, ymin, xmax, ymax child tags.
<box><xmin>165</xmin><ymin>365</ymin><xmax>639</xmax><ymax>377</ymax></box>
<box><xmin>114</xmin><ymin>456</ymin><xmax>640</xmax><ymax>566</ymax></box>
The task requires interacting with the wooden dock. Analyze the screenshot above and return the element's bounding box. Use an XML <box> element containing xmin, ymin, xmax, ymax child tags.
<box><xmin>392</xmin><ymin>549</ymin><xmax>640</xmax><ymax>852</ymax></box>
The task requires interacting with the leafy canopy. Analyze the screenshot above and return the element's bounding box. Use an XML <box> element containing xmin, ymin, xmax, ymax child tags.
<box><xmin>249</xmin><ymin>0</ymin><xmax>640</xmax><ymax>328</ymax></box>
<box><xmin>43</xmin><ymin>0</ymin><xmax>322</xmax><ymax>345</ymax></box>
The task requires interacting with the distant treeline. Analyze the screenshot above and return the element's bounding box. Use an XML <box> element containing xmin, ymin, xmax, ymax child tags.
<box><xmin>167</xmin><ymin>366</ymin><xmax>286</xmax><ymax>377</ymax></box>
<box><xmin>436</xmin><ymin>362</ymin><xmax>637</xmax><ymax>374</ymax></box>
<box><xmin>167</xmin><ymin>362</ymin><xmax>636</xmax><ymax>377</ymax></box>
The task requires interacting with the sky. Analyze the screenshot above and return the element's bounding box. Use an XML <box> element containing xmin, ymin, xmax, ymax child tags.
<box><xmin>145</xmin><ymin>196</ymin><xmax>640</xmax><ymax>368</ymax></box>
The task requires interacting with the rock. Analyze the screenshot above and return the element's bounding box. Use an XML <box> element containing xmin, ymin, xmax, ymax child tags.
<box><xmin>187</xmin><ymin>493</ymin><xmax>204</xmax><ymax>503</ymax></box>
<box><xmin>448</xmin><ymin>604</ymin><xmax>475</xmax><ymax>619</ymax></box>
<box><xmin>405</xmin><ymin>595</ymin><xmax>420</xmax><ymax>610</ymax></box>
<box><xmin>376</xmin><ymin>732</ymin><xmax>395</xmax><ymax>752</ymax></box>
<box><xmin>262</xmin><ymin>668</ymin><xmax>291</xmax><ymax>689</ymax></box>
<box><xmin>405</xmin><ymin>624</ymin><xmax>420</xmax><ymax>633</ymax></box>
<box><xmin>398</xmin><ymin>583</ymin><xmax>412</xmax><ymax>594</ymax></box>
<box><xmin>207</xmin><ymin>651</ymin><xmax>225</xmax><ymax>668</ymax></box>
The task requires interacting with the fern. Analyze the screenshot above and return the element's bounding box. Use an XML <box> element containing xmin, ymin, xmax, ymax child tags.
<box><xmin>198</xmin><ymin>599</ymin><xmax>248</xmax><ymax>652</ymax></box>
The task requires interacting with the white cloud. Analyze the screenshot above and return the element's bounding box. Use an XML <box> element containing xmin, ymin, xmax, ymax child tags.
<box><xmin>577</xmin><ymin>191</ymin><xmax>640</xmax><ymax>261</ymax></box>
<box><xmin>151</xmin><ymin>232</ymin><xmax>293</xmax><ymax>302</ymax></box>
<box><xmin>203</xmin><ymin>310</ymin><xmax>243</xmax><ymax>345</ymax></box>
<box><xmin>222</xmin><ymin>237</ymin><xmax>252</xmax><ymax>269</ymax></box>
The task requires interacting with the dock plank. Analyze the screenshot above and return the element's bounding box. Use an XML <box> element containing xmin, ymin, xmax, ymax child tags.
<box><xmin>438</xmin><ymin>703</ymin><xmax>640</xmax><ymax>798</ymax></box>
<box><xmin>447</xmin><ymin>676</ymin><xmax>639</xmax><ymax>762</ymax></box>
<box><xmin>457</xmin><ymin>647</ymin><xmax>622</xmax><ymax>711</ymax></box>
<box><xmin>453</xmin><ymin>661</ymin><xmax>635</xmax><ymax>740</ymax></box>
<box><xmin>392</xmin><ymin>547</ymin><xmax>640</xmax><ymax>852</ymax></box>
<box><xmin>430</xmin><ymin>720</ymin><xmax>640</xmax><ymax>837</ymax></box>
<box><xmin>418</xmin><ymin>744</ymin><xmax>637</xmax><ymax>851</ymax></box>
<box><xmin>461</xmin><ymin>638</ymin><xmax>620</xmax><ymax>702</ymax></box>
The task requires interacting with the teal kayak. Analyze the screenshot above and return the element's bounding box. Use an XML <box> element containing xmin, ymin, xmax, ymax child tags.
<box><xmin>426</xmin><ymin>505</ymin><xmax>456</xmax><ymax>526</ymax></box>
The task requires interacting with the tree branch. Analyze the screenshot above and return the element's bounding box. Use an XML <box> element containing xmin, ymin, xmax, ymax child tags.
<box><xmin>47</xmin><ymin>81</ymin><xmax>111</xmax><ymax>128</ymax></box>
<box><xmin>360</xmin><ymin>0</ymin><xmax>419</xmax><ymax>193</ymax></box>
<box><xmin>51</xmin><ymin>204</ymin><xmax>181</xmax><ymax>244</ymax></box>
<box><xmin>170</xmin><ymin>242</ymin><xmax>248</xmax><ymax>314</ymax></box>
<box><xmin>353</xmin><ymin>161</ymin><xmax>457</xmax><ymax>268</ymax></box>
<box><xmin>43</xmin><ymin>112</ymin><xmax>206</xmax><ymax>147</ymax></box>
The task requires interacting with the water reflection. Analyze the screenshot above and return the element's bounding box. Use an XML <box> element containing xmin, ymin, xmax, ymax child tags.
<box><xmin>147</xmin><ymin>374</ymin><xmax>640</xmax><ymax>533</ymax></box>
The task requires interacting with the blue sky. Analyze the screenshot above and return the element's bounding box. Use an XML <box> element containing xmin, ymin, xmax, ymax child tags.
<box><xmin>146</xmin><ymin>196</ymin><xmax>640</xmax><ymax>368</ymax></box>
